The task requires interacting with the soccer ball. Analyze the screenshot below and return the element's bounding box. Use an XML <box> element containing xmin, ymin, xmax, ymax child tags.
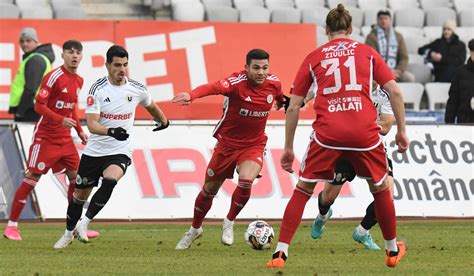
<box><xmin>244</xmin><ymin>220</ymin><xmax>274</xmax><ymax>250</ymax></box>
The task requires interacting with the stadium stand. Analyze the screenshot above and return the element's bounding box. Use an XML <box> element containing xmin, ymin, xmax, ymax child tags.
<box><xmin>233</xmin><ymin>0</ymin><xmax>264</xmax><ymax>9</ymax></box>
<box><xmin>265</xmin><ymin>0</ymin><xmax>295</xmax><ymax>9</ymax></box>
<box><xmin>271</xmin><ymin>7</ymin><xmax>301</xmax><ymax>23</ymax></box>
<box><xmin>420</xmin><ymin>0</ymin><xmax>453</xmax><ymax>9</ymax></box>
<box><xmin>21</xmin><ymin>6</ymin><xmax>54</xmax><ymax>19</ymax></box>
<box><xmin>0</xmin><ymin>3</ymin><xmax>20</xmax><ymax>18</ymax></box>
<box><xmin>206</xmin><ymin>6</ymin><xmax>239</xmax><ymax>22</ymax></box>
<box><xmin>425</xmin><ymin>82</ymin><xmax>451</xmax><ymax>110</ymax></box>
<box><xmin>202</xmin><ymin>0</ymin><xmax>232</xmax><ymax>8</ymax></box>
<box><xmin>239</xmin><ymin>6</ymin><xmax>270</xmax><ymax>22</ymax></box>
<box><xmin>346</xmin><ymin>6</ymin><xmax>363</xmax><ymax>28</ymax></box>
<box><xmin>301</xmin><ymin>7</ymin><xmax>329</xmax><ymax>25</ymax></box>
<box><xmin>398</xmin><ymin>82</ymin><xmax>425</xmax><ymax>111</ymax></box>
<box><xmin>408</xmin><ymin>63</ymin><xmax>433</xmax><ymax>84</ymax></box>
<box><xmin>294</xmin><ymin>0</ymin><xmax>325</xmax><ymax>9</ymax></box>
<box><xmin>327</xmin><ymin>0</ymin><xmax>357</xmax><ymax>8</ymax></box>
<box><xmin>459</xmin><ymin>10</ymin><xmax>474</xmax><ymax>27</ymax></box>
<box><xmin>425</xmin><ymin>7</ymin><xmax>456</xmax><ymax>26</ymax></box>
<box><xmin>172</xmin><ymin>2</ymin><xmax>205</xmax><ymax>21</ymax></box>
<box><xmin>388</xmin><ymin>0</ymin><xmax>419</xmax><ymax>10</ymax></box>
<box><xmin>363</xmin><ymin>8</ymin><xmax>389</xmax><ymax>26</ymax></box>
<box><xmin>394</xmin><ymin>8</ymin><xmax>425</xmax><ymax>28</ymax></box>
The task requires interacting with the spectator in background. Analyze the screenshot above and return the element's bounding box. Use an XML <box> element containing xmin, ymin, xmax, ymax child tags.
<box><xmin>418</xmin><ymin>20</ymin><xmax>466</xmax><ymax>82</ymax></box>
<box><xmin>8</xmin><ymin>28</ymin><xmax>55</xmax><ymax>122</ymax></box>
<box><xmin>445</xmin><ymin>39</ymin><xmax>474</xmax><ymax>124</ymax></box>
<box><xmin>366</xmin><ymin>10</ymin><xmax>415</xmax><ymax>82</ymax></box>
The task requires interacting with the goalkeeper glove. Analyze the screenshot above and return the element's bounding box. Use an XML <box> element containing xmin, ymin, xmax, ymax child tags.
<box><xmin>153</xmin><ymin>119</ymin><xmax>170</xmax><ymax>132</ymax></box>
<box><xmin>107</xmin><ymin>127</ymin><xmax>129</xmax><ymax>141</ymax></box>
<box><xmin>283</xmin><ymin>95</ymin><xmax>305</xmax><ymax>113</ymax></box>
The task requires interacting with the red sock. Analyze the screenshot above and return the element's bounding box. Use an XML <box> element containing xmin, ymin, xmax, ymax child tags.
<box><xmin>278</xmin><ymin>186</ymin><xmax>312</xmax><ymax>244</ymax></box>
<box><xmin>191</xmin><ymin>188</ymin><xmax>217</xmax><ymax>229</ymax></box>
<box><xmin>226</xmin><ymin>179</ymin><xmax>252</xmax><ymax>221</ymax></box>
<box><xmin>9</xmin><ymin>177</ymin><xmax>38</xmax><ymax>222</ymax></box>
<box><xmin>373</xmin><ymin>188</ymin><xmax>396</xmax><ymax>240</ymax></box>
<box><xmin>67</xmin><ymin>178</ymin><xmax>76</xmax><ymax>202</ymax></box>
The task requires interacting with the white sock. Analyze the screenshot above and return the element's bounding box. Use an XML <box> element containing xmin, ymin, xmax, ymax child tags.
<box><xmin>190</xmin><ymin>226</ymin><xmax>201</xmax><ymax>233</ymax></box>
<box><xmin>356</xmin><ymin>224</ymin><xmax>368</xmax><ymax>236</ymax></box>
<box><xmin>7</xmin><ymin>220</ymin><xmax>18</xmax><ymax>227</ymax></box>
<box><xmin>224</xmin><ymin>217</ymin><xmax>234</xmax><ymax>225</ymax></box>
<box><xmin>64</xmin><ymin>229</ymin><xmax>73</xmax><ymax>237</ymax></box>
<box><xmin>385</xmin><ymin>238</ymin><xmax>397</xmax><ymax>252</ymax></box>
<box><xmin>317</xmin><ymin>213</ymin><xmax>329</xmax><ymax>221</ymax></box>
<box><xmin>81</xmin><ymin>216</ymin><xmax>91</xmax><ymax>226</ymax></box>
<box><xmin>275</xmin><ymin>242</ymin><xmax>289</xmax><ymax>257</ymax></box>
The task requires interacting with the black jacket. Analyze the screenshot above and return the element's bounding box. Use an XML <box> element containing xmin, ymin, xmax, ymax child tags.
<box><xmin>445</xmin><ymin>57</ymin><xmax>474</xmax><ymax>124</ymax></box>
<box><xmin>418</xmin><ymin>34</ymin><xmax>466</xmax><ymax>82</ymax></box>
<box><xmin>10</xmin><ymin>43</ymin><xmax>55</xmax><ymax>122</ymax></box>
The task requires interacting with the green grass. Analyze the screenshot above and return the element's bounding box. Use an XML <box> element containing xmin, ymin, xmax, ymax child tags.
<box><xmin>1</xmin><ymin>221</ymin><xmax>473</xmax><ymax>275</ymax></box>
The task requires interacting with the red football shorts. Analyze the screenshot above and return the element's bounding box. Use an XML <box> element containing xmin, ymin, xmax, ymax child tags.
<box><xmin>299</xmin><ymin>135</ymin><xmax>388</xmax><ymax>185</ymax></box>
<box><xmin>206</xmin><ymin>141</ymin><xmax>266</xmax><ymax>180</ymax></box>
<box><xmin>27</xmin><ymin>139</ymin><xmax>80</xmax><ymax>175</ymax></box>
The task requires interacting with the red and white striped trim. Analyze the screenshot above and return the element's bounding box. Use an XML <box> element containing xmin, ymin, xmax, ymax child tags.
<box><xmin>28</xmin><ymin>144</ymin><xmax>41</xmax><ymax>168</ymax></box>
<box><xmin>266</xmin><ymin>75</ymin><xmax>279</xmax><ymax>81</ymax></box>
<box><xmin>295</xmin><ymin>186</ymin><xmax>313</xmax><ymax>197</ymax></box>
<box><xmin>299</xmin><ymin>176</ymin><xmax>334</xmax><ymax>183</ymax></box>
<box><xmin>228</xmin><ymin>74</ymin><xmax>247</xmax><ymax>85</ymax></box>
<box><xmin>238</xmin><ymin>179</ymin><xmax>253</xmax><ymax>188</ymax></box>
<box><xmin>212</xmin><ymin>96</ymin><xmax>229</xmax><ymax>137</ymax></box>
<box><xmin>46</xmin><ymin>67</ymin><xmax>63</xmax><ymax>88</ymax></box>
<box><xmin>32</xmin><ymin>115</ymin><xmax>43</xmax><ymax>142</ymax></box>
<box><xmin>369</xmin><ymin>55</ymin><xmax>374</xmax><ymax>94</ymax></box>
<box><xmin>23</xmin><ymin>177</ymin><xmax>38</xmax><ymax>187</ymax></box>
<box><xmin>312</xmin><ymin>132</ymin><xmax>382</xmax><ymax>151</ymax></box>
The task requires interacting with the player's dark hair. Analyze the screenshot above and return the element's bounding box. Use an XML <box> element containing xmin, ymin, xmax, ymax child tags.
<box><xmin>62</xmin><ymin>40</ymin><xmax>82</xmax><ymax>51</ymax></box>
<box><xmin>377</xmin><ymin>10</ymin><xmax>391</xmax><ymax>18</ymax></box>
<box><xmin>106</xmin><ymin>45</ymin><xmax>128</xmax><ymax>63</ymax></box>
<box><xmin>326</xmin><ymin>4</ymin><xmax>352</xmax><ymax>34</ymax></box>
<box><xmin>246</xmin><ymin>49</ymin><xmax>269</xmax><ymax>65</ymax></box>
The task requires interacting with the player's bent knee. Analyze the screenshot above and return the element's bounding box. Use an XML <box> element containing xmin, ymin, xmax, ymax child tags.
<box><xmin>102</xmin><ymin>178</ymin><xmax>118</xmax><ymax>190</ymax></box>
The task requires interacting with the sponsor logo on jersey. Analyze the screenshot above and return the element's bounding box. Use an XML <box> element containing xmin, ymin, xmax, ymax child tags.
<box><xmin>55</xmin><ymin>100</ymin><xmax>75</xmax><ymax>109</ymax></box>
<box><xmin>239</xmin><ymin>108</ymin><xmax>269</xmax><ymax>117</ymax></box>
<box><xmin>266</xmin><ymin>95</ymin><xmax>273</xmax><ymax>104</ymax></box>
<box><xmin>104</xmin><ymin>97</ymin><xmax>111</xmax><ymax>102</ymax></box>
<box><xmin>245</xmin><ymin>96</ymin><xmax>252</xmax><ymax>102</ymax></box>
<box><xmin>87</xmin><ymin>96</ymin><xmax>94</xmax><ymax>106</ymax></box>
<box><xmin>39</xmin><ymin>89</ymin><xmax>49</xmax><ymax>98</ymax></box>
<box><xmin>328</xmin><ymin>96</ymin><xmax>363</xmax><ymax>113</ymax></box>
<box><xmin>100</xmin><ymin>112</ymin><xmax>133</xmax><ymax>120</ymax></box>
<box><xmin>220</xmin><ymin>79</ymin><xmax>230</xmax><ymax>88</ymax></box>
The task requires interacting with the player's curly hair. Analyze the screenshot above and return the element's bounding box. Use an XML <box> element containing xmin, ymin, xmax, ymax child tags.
<box><xmin>326</xmin><ymin>3</ymin><xmax>352</xmax><ymax>34</ymax></box>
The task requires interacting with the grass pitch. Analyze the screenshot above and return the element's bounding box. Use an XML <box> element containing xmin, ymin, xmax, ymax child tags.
<box><xmin>1</xmin><ymin>220</ymin><xmax>473</xmax><ymax>274</ymax></box>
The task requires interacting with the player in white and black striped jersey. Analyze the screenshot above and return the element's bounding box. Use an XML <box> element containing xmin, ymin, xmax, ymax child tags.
<box><xmin>54</xmin><ymin>45</ymin><xmax>169</xmax><ymax>249</ymax></box>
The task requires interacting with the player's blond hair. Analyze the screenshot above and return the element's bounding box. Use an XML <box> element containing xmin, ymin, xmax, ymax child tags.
<box><xmin>326</xmin><ymin>4</ymin><xmax>352</xmax><ymax>34</ymax></box>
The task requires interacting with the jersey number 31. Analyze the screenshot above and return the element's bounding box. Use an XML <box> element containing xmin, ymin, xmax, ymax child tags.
<box><xmin>321</xmin><ymin>56</ymin><xmax>362</xmax><ymax>95</ymax></box>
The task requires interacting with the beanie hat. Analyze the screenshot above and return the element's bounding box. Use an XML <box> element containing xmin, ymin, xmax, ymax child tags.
<box><xmin>443</xmin><ymin>20</ymin><xmax>456</xmax><ymax>33</ymax></box>
<box><xmin>19</xmin><ymin>27</ymin><xmax>38</xmax><ymax>42</ymax></box>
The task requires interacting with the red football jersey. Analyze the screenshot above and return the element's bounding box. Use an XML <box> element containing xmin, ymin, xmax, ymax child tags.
<box><xmin>292</xmin><ymin>38</ymin><xmax>394</xmax><ymax>149</ymax></box>
<box><xmin>33</xmin><ymin>66</ymin><xmax>83</xmax><ymax>144</ymax></box>
<box><xmin>191</xmin><ymin>70</ymin><xmax>283</xmax><ymax>149</ymax></box>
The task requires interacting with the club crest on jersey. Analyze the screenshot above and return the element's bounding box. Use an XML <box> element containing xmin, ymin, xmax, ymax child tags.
<box><xmin>87</xmin><ymin>96</ymin><xmax>94</xmax><ymax>106</ymax></box>
<box><xmin>39</xmin><ymin>89</ymin><xmax>49</xmax><ymax>98</ymax></box>
<box><xmin>267</xmin><ymin>94</ymin><xmax>273</xmax><ymax>104</ymax></box>
<box><xmin>127</xmin><ymin>95</ymin><xmax>133</xmax><ymax>102</ymax></box>
<box><xmin>220</xmin><ymin>79</ymin><xmax>230</xmax><ymax>88</ymax></box>
<box><xmin>37</xmin><ymin>162</ymin><xmax>45</xmax><ymax>170</ymax></box>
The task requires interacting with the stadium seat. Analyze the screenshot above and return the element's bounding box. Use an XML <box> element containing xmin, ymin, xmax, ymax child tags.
<box><xmin>317</xmin><ymin>25</ymin><xmax>329</xmax><ymax>46</ymax></box>
<box><xmin>294</xmin><ymin>0</ymin><xmax>325</xmax><ymax>9</ymax></box>
<box><xmin>425</xmin><ymin>82</ymin><xmax>451</xmax><ymax>111</ymax></box>
<box><xmin>151</xmin><ymin>0</ymin><xmax>164</xmax><ymax>10</ymax></box>
<box><xmin>358</xmin><ymin>0</ymin><xmax>387</xmax><ymax>10</ymax></box>
<box><xmin>55</xmin><ymin>6</ymin><xmax>87</xmax><ymax>19</ymax></box>
<box><xmin>420</xmin><ymin>0</ymin><xmax>453</xmax><ymax>9</ymax></box>
<box><xmin>346</xmin><ymin>6</ymin><xmax>363</xmax><ymax>28</ymax></box>
<box><xmin>394</xmin><ymin>8</ymin><xmax>424</xmax><ymax>28</ymax></box>
<box><xmin>233</xmin><ymin>0</ymin><xmax>264</xmax><ymax>9</ymax></box>
<box><xmin>408</xmin><ymin>54</ymin><xmax>425</xmax><ymax>65</ymax></box>
<box><xmin>265</xmin><ymin>0</ymin><xmax>294</xmax><ymax>9</ymax></box>
<box><xmin>351</xmin><ymin>34</ymin><xmax>365</xmax><ymax>43</ymax></box>
<box><xmin>51</xmin><ymin>0</ymin><xmax>81</xmax><ymax>5</ymax></box>
<box><xmin>0</xmin><ymin>3</ymin><xmax>20</xmax><ymax>18</ymax></box>
<box><xmin>239</xmin><ymin>6</ymin><xmax>270</xmax><ymax>22</ymax></box>
<box><xmin>423</xmin><ymin>26</ymin><xmax>441</xmax><ymax>41</ymax></box>
<box><xmin>0</xmin><ymin>0</ymin><xmax>14</xmax><ymax>3</ymax></box>
<box><xmin>352</xmin><ymin>26</ymin><xmax>361</xmax><ymax>35</ymax></box>
<box><xmin>206</xmin><ymin>6</ymin><xmax>239</xmax><ymax>22</ymax></box>
<box><xmin>425</xmin><ymin>8</ymin><xmax>456</xmax><ymax>26</ymax></box>
<box><xmin>21</xmin><ymin>6</ymin><xmax>53</xmax><ymax>19</ymax></box>
<box><xmin>407</xmin><ymin>63</ymin><xmax>433</xmax><ymax>84</ymax></box>
<box><xmin>172</xmin><ymin>2</ymin><xmax>205</xmax><ymax>21</ymax></box>
<box><xmin>361</xmin><ymin>25</ymin><xmax>372</xmax><ymax>37</ymax></box>
<box><xmin>404</xmin><ymin>34</ymin><xmax>430</xmax><ymax>54</ymax></box>
<box><xmin>363</xmin><ymin>8</ymin><xmax>391</xmax><ymax>27</ymax></box>
<box><xmin>327</xmin><ymin>0</ymin><xmax>357</xmax><ymax>8</ymax></box>
<box><xmin>171</xmin><ymin>0</ymin><xmax>201</xmax><ymax>6</ymax></box>
<box><xmin>395</xmin><ymin>26</ymin><xmax>424</xmax><ymax>38</ymax></box>
<box><xmin>456</xmin><ymin>27</ymin><xmax>474</xmax><ymax>47</ymax></box>
<box><xmin>301</xmin><ymin>7</ymin><xmax>329</xmax><ymax>26</ymax></box>
<box><xmin>459</xmin><ymin>10</ymin><xmax>474</xmax><ymax>27</ymax></box>
<box><xmin>271</xmin><ymin>8</ymin><xmax>301</xmax><ymax>23</ymax></box>
<box><xmin>202</xmin><ymin>0</ymin><xmax>233</xmax><ymax>8</ymax></box>
<box><xmin>388</xmin><ymin>0</ymin><xmax>419</xmax><ymax>11</ymax></box>
<box><xmin>453</xmin><ymin>0</ymin><xmax>472</xmax><ymax>11</ymax></box>
<box><xmin>15</xmin><ymin>0</ymin><xmax>47</xmax><ymax>7</ymax></box>
<box><xmin>398</xmin><ymin>82</ymin><xmax>424</xmax><ymax>111</ymax></box>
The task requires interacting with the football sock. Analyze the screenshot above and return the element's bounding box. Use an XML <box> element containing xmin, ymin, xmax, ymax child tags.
<box><xmin>275</xmin><ymin>242</ymin><xmax>289</xmax><ymax>258</ymax></box>
<box><xmin>360</xmin><ymin>201</ymin><xmax>377</xmax><ymax>230</ymax></box>
<box><xmin>85</xmin><ymin>178</ymin><xmax>117</xmax><ymax>220</ymax></box>
<box><xmin>7</xmin><ymin>221</ymin><xmax>18</xmax><ymax>227</ymax></box>
<box><xmin>373</xmin><ymin>188</ymin><xmax>397</xmax><ymax>248</ymax></box>
<box><xmin>385</xmin><ymin>238</ymin><xmax>398</xmax><ymax>252</ymax></box>
<box><xmin>66</xmin><ymin>196</ymin><xmax>86</xmax><ymax>231</ymax></box>
<box><xmin>9</xmin><ymin>177</ymin><xmax>37</xmax><ymax>222</ymax></box>
<box><xmin>226</xmin><ymin>179</ymin><xmax>252</xmax><ymax>221</ymax></box>
<box><xmin>356</xmin><ymin>224</ymin><xmax>368</xmax><ymax>236</ymax></box>
<box><xmin>64</xmin><ymin>229</ymin><xmax>73</xmax><ymax>238</ymax></box>
<box><xmin>191</xmin><ymin>188</ymin><xmax>217</xmax><ymax>229</ymax></box>
<box><xmin>67</xmin><ymin>177</ymin><xmax>76</xmax><ymax>202</ymax></box>
<box><xmin>80</xmin><ymin>216</ymin><xmax>91</xmax><ymax>226</ymax></box>
<box><xmin>317</xmin><ymin>192</ymin><xmax>332</xmax><ymax>216</ymax></box>
<box><xmin>278</xmin><ymin>186</ymin><xmax>312</xmax><ymax>244</ymax></box>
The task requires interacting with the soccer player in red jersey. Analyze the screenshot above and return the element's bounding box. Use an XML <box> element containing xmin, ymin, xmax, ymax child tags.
<box><xmin>173</xmin><ymin>49</ymin><xmax>285</xmax><ymax>249</ymax></box>
<box><xmin>3</xmin><ymin>40</ymin><xmax>95</xmax><ymax>240</ymax></box>
<box><xmin>267</xmin><ymin>5</ymin><xmax>409</xmax><ymax>268</ymax></box>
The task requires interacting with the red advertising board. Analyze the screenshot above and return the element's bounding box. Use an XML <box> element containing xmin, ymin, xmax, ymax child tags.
<box><xmin>0</xmin><ymin>19</ymin><xmax>317</xmax><ymax>120</ymax></box>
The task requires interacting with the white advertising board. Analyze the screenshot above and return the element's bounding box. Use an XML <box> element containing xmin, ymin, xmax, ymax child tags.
<box><xmin>16</xmin><ymin>123</ymin><xmax>473</xmax><ymax>219</ymax></box>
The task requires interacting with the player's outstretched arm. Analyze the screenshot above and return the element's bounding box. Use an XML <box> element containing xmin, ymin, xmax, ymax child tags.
<box><xmin>382</xmin><ymin>80</ymin><xmax>409</xmax><ymax>152</ymax></box>
<box><xmin>172</xmin><ymin>92</ymin><xmax>191</xmax><ymax>105</ymax></box>
<box><xmin>86</xmin><ymin>113</ymin><xmax>129</xmax><ymax>141</ymax></box>
<box><xmin>145</xmin><ymin>102</ymin><xmax>169</xmax><ymax>132</ymax></box>
<box><xmin>281</xmin><ymin>95</ymin><xmax>305</xmax><ymax>173</ymax></box>
<box><xmin>35</xmin><ymin>101</ymin><xmax>76</xmax><ymax>129</ymax></box>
